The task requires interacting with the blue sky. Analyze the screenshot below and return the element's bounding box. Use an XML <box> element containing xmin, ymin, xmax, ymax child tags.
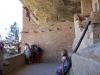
<box><xmin>0</xmin><ymin>0</ymin><xmax>23</xmax><ymax>40</ymax></box>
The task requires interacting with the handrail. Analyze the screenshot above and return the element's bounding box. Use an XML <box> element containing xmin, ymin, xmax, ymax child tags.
<box><xmin>73</xmin><ymin>21</ymin><xmax>91</xmax><ymax>53</ymax></box>
<box><xmin>64</xmin><ymin>21</ymin><xmax>92</xmax><ymax>75</ymax></box>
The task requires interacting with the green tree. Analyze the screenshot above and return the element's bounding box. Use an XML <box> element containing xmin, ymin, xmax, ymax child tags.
<box><xmin>6</xmin><ymin>22</ymin><xmax>19</xmax><ymax>43</ymax></box>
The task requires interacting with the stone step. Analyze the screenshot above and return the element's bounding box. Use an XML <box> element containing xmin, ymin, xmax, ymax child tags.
<box><xmin>71</xmin><ymin>54</ymin><xmax>100</xmax><ymax>75</ymax></box>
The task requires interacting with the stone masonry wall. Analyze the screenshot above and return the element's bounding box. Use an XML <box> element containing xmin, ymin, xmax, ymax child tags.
<box><xmin>21</xmin><ymin>8</ymin><xmax>75</xmax><ymax>62</ymax></box>
<box><xmin>81</xmin><ymin>0</ymin><xmax>92</xmax><ymax>16</ymax></box>
<box><xmin>92</xmin><ymin>0</ymin><xmax>100</xmax><ymax>12</ymax></box>
<box><xmin>72</xmin><ymin>14</ymin><xmax>93</xmax><ymax>50</ymax></box>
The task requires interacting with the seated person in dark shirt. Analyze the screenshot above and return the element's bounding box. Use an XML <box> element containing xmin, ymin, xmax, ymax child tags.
<box><xmin>56</xmin><ymin>49</ymin><xmax>71</xmax><ymax>75</ymax></box>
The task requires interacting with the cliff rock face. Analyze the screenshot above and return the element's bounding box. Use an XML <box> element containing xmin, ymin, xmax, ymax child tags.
<box><xmin>21</xmin><ymin>0</ymin><xmax>80</xmax><ymax>25</ymax></box>
<box><xmin>21</xmin><ymin>8</ymin><xmax>75</xmax><ymax>62</ymax></box>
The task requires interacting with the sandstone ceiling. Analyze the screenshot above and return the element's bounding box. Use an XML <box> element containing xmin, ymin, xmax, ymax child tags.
<box><xmin>21</xmin><ymin>0</ymin><xmax>80</xmax><ymax>25</ymax></box>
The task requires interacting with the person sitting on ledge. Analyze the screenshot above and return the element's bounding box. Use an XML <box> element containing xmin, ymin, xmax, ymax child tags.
<box><xmin>56</xmin><ymin>49</ymin><xmax>70</xmax><ymax>75</ymax></box>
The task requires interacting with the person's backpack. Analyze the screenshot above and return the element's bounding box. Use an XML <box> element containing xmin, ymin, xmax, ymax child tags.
<box><xmin>37</xmin><ymin>47</ymin><xmax>43</xmax><ymax>53</ymax></box>
<box><xmin>63</xmin><ymin>57</ymin><xmax>72</xmax><ymax>75</ymax></box>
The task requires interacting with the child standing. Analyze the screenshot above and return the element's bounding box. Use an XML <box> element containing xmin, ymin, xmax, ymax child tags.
<box><xmin>24</xmin><ymin>43</ymin><xmax>31</xmax><ymax>64</ymax></box>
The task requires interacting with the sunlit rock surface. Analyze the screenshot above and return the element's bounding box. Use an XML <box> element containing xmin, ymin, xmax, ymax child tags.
<box><xmin>21</xmin><ymin>0</ymin><xmax>80</xmax><ymax>25</ymax></box>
